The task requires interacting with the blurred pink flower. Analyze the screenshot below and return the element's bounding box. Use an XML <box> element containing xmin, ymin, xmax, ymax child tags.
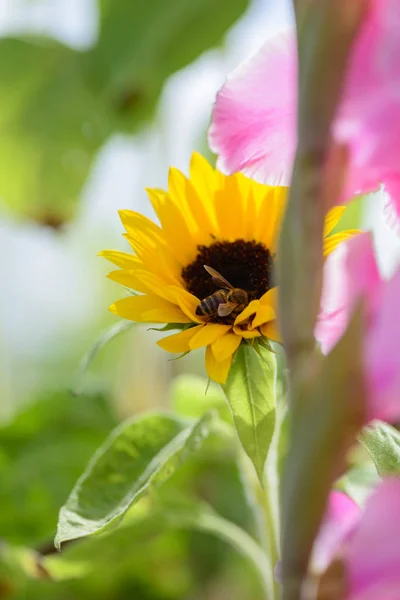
<box><xmin>311</xmin><ymin>491</ymin><xmax>361</xmax><ymax>575</ymax></box>
<box><xmin>314</xmin><ymin>479</ymin><xmax>400</xmax><ymax>600</ymax></box>
<box><xmin>209</xmin><ymin>1</ymin><xmax>400</xmax><ymax>215</ymax></box>
<box><xmin>346</xmin><ymin>478</ymin><xmax>400</xmax><ymax>600</ymax></box>
<box><xmin>316</xmin><ymin>232</ymin><xmax>400</xmax><ymax>423</ymax></box>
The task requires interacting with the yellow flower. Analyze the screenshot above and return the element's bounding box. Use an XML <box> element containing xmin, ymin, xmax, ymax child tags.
<box><xmin>100</xmin><ymin>153</ymin><xmax>358</xmax><ymax>384</ymax></box>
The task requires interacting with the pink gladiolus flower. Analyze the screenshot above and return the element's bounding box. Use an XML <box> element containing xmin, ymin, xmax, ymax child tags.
<box><xmin>209</xmin><ymin>2</ymin><xmax>400</xmax><ymax>216</ymax></box>
<box><xmin>311</xmin><ymin>491</ymin><xmax>361</xmax><ymax>575</ymax></box>
<box><xmin>345</xmin><ymin>478</ymin><xmax>400</xmax><ymax>600</ymax></box>
<box><xmin>316</xmin><ymin>232</ymin><xmax>400</xmax><ymax>423</ymax></box>
<box><xmin>314</xmin><ymin>480</ymin><xmax>400</xmax><ymax>600</ymax></box>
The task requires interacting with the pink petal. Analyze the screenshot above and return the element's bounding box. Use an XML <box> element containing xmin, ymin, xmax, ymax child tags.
<box><xmin>315</xmin><ymin>233</ymin><xmax>380</xmax><ymax>354</ymax></box>
<box><xmin>348</xmin><ymin>583</ymin><xmax>400</xmax><ymax>600</ymax></box>
<box><xmin>312</xmin><ymin>491</ymin><xmax>361</xmax><ymax>574</ymax></box>
<box><xmin>340</xmin><ymin>99</ymin><xmax>400</xmax><ymax>208</ymax></box>
<box><xmin>346</xmin><ymin>479</ymin><xmax>400</xmax><ymax>599</ymax></box>
<box><xmin>366</xmin><ymin>268</ymin><xmax>400</xmax><ymax>422</ymax></box>
<box><xmin>208</xmin><ymin>31</ymin><xmax>297</xmax><ymax>186</ymax></box>
<box><xmin>316</xmin><ymin>232</ymin><xmax>400</xmax><ymax>423</ymax></box>
<box><xmin>315</xmin><ymin>242</ymin><xmax>351</xmax><ymax>354</ymax></box>
<box><xmin>210</xmin><ymin>1</ymin><xmax>400</xmax><ymax>217</ymax></box>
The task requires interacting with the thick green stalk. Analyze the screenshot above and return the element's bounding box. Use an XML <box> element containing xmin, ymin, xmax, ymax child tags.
<box><xmin>278</xmin><ymin>3</ymin><xmax>369</xmax><ymax>599</ymax></box>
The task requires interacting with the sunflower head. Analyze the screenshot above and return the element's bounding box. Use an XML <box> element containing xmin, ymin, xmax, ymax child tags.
<box><xmin>100</xmin><ymin>153</ymin><xmax>358</xmax><ymax>384</ymax></box>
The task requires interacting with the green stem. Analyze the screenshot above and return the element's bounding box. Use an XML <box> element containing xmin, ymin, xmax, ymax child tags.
<box><xmin>240</xmin><ymin>453</ymin><xmax>281</xmax><ymax>600</ymax></box>
<box><xmin>263</xmin><ymin>404</ymin><xmax>285</xmax><ymax>600</ymax></box>
<box><xmin>265</xmin><ymin>400</ymin><xmax>287</xmax><ymax>561</ymax></box>
<box><xmin>198</xmin><ymin>512</ymin><xmax>274</xmax><ymax>599</ymax></box>
<box><xmin>263</xmin><ymin>467</ymin><xmax>280</xmax><ymax>599</ymax></box>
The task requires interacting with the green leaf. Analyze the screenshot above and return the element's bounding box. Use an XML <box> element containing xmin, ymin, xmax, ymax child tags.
<box><xmin>359</xmin><ymin>421</ymin><xmax>400</xmax><ymax>476</ymax></box>
<box><xmin>90</xmin><ymin>0</ymin><xmax>250</xmax><ymax>113</ymax></box>
<box><xmin>55</xmin><ymin>411</ymin><xmax>214</xmax><ymax>548</ymax></box>
<box><xmin>223</xmin><ymin>345</ymin><xmax>277</xmax><ymax>484</ymax></box>
<box><xmin>335</xmin><ymin>462</ymin><xmax>380</xmax><ymax>507</ymax></box>
<box><xmin>1</xmin><ymin>0</ymin><xmax>250</xmax><ymax>222</ymax></box>
<box><xmin>0</xmin><ymin>38</ymin><xmax>111</xmax><ymax>223</ymax></box>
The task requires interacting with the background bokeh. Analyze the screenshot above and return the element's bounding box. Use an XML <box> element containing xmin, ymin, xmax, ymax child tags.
<box><xmin>1</xmin><ymin>1</ymin><xmax>399</xmax><ymax>599</ymax></box>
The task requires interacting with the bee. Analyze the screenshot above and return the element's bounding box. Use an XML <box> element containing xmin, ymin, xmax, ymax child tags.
<box><xmin>196</xmin><ymin>265</ymin><xmax>249</xmax><ymax>318</ymax></box>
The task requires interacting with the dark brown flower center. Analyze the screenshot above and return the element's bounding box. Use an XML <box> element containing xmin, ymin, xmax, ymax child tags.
<box><xmin>181</xmin><ymin>239</ymin><xmax>274</xmax><ymax>324</ymax></box>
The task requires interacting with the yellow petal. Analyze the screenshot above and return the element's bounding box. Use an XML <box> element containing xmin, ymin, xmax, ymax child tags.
<box><xmin>253</xmin><ymin>187</ymin><xmax>278</xmax><ymax>246</ymax></box>
<box><xmin>233</xmin><ymin>326</ymin><xmax>261</xmax><ymax>339</ymax></box>
<box><xmin>107</xmin><ymin>270</ymin><xmax>152</xmax><ymax>295</ymax></box>
<box><xmin>119</xmin><ymin>210</ymin><xmax>162</xmax><ymax>237</ymax></box>
<box><xmin>205</xmin><ymin>345</ymin><xmax>232</xmax><ymax>384</ymax></box>
<box><xmin>133</xmin><ymin>271</ymin><xmax>183</xmax><ymax>303</ymax></box>
<box><xmin>260</xmin><ymin>287</ymin><xmax>278</xmax><ymax>308</ymax></box>
<box><xmin>214</xmin><ymin>168</ymin><xmax>226</xmax><ymax>192</ymax></box>
<box><xmin>235</xmin><ymin>171</ymin><xmax>253</xmax><ymax>205</ymax></box>
<box><xmin>98</xmin><ymin>249</ymin><xmax>140</xmax><ymax>270</ymax></box>
<box><xmin>185</xmin><ymin>179</ymin><xmax>218</xmax><ymax>243</ymax></box>
<box><xmin>254</xmin><ymin>186</ymin><xmax>288</xmax><ymax>250</ymax></box>
<box><xmin>146</xmin><ymin>188</ymin><xmax>197</xmax><ymax>266</ymax></box>
<box><xmin>251</xmin><ymin>304</ymin><xmax>276</xmax><ymax>329</ymax></box>
<box><xmin>234</xmin><ymin>300</ymin><xmax>260</xmax><ymax>325</ymax></box>
<box><xmin>157</xmin><ymin>325</ymin><xmax>203</xmax><ymax>353</ymax></box>
<box><xmin>168</xmin><ymin>167</ymin><xmax>197</xmax><ymax>228</ymax></box>
<box><xmin>169</xmin><ymin>286</ymin><xmax>203</xmax><ymax>323</ymax></box>
<box><xmin>168</xmin><ymin>168</ymin><xmax>218</xmax><ymax>248</ymax></box>
<box><xmin>243</xmin><ymin>190</ymin><xmax>258</xmax><ymax>241</ymax></box>
<box><xmin>214</xmin><ymin>174</ymin><xmax>246</xmax><ymax>240</ymax></box>
<box><xmin>323</xmin><ymin>230</ymin><xmax>361</xmax><ymax>257</ymax></box>
<box><xmin>252</xmin><ymin>180</ymin><xmax>275</xmax><ymax>210</ymax></box>
<box><xmin>323</xmin><ymin>206</ymin><xmax>346</xmax><ymax>237</ymax></box>
<box><xmin>123</xmin><ymin>230</ymin><xmax>180</xmax><ymax>286</ymax></box>
<box><xmin>189</xmin><ymin>322</ymin><xmax>231</xmax><ymax>350</ymax></box>
<box><xmin>260</xmin><ymin>320</ymin><xmax>281</xmax><ymax>343</ymax></box>
<box><xmin>211</xmin><ymin>332</ymin><xmax>241</xmax><ymax>363</ymax></box>
<box><xmin>269</xmin><ymin>187</ymin><xmax>288</xmax><ymax>251</ymax></box>
<box><xmin>190</xmin><ymin>152</ymin><xmax>216</xmax><ymax>207</ymax></box>
<box><xmin>110</xmin><ymin>295</ymin><xmax>191</xmax><ymax>323</ymax></box>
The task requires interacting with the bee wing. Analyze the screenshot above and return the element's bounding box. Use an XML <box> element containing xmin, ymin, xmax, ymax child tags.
<box><xmin>217</xmin><ymin>302</ymin><xmax>237</xmax><ymax>317</ymax></box>
<box><xmin>203</xmin><ymin>265</ymin><xmax>233</xmax><ymax>290</ymax></box>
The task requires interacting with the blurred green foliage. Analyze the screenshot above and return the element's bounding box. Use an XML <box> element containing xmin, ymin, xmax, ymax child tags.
<box><xmin>0</xmin><ymin>0</ymin><xmax>249</xmax><ymax>224</ymax></box>
<box><xmin>0</xmin><ymin>391</ymin><xmax>117</xmax><ymax>546</ymax></box>
<box><xmin>0</xmin><ymin>379</ymin><xmax>264</xmax><ymax>600</ymax></box>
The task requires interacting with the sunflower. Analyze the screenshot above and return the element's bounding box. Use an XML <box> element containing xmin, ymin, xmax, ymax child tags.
<box><xmin>100</xmin><ymin>153</ymin><xmax>358</xmax><ymax>384</ymax></box>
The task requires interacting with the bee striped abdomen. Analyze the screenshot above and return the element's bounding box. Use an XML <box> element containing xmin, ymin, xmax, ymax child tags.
<box><xmin>196</xmin><ymin>290</ymin><xmax>228</xmax><ymax>317</ymax></box>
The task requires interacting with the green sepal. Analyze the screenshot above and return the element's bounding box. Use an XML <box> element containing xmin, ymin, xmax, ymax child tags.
<box><xmin>72</xmin><ymin>320</ymin><xmax>134</xmax><ymax>396</ymax></box>
<box><xmin>147</xmin><ymin>323</ymin><xmax>193</xmax><ymax>333</ymax></box>
<box><xmin>168</xmin><ymin>351</ymin><xmax>191</xmax><ymax>361</ymax></box>
<box><xmin>253</xmin><ymin>337</ymin><xmax>280</xmax><ymax>356</ymax></box>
